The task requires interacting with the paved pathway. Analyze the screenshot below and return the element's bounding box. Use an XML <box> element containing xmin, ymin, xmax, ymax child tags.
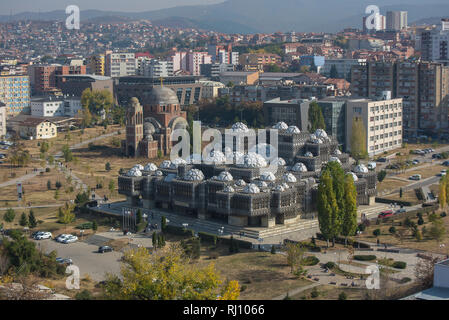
<box><xmin>272</xmin><ymin>283</ymin><xmax>320</xmax><ymax>300</ymax></box>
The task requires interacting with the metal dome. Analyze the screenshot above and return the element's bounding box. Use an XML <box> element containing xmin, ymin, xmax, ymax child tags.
<box><xmin>243</xmin><ymin>183</ymin><xmax>260</xmax><ymax>194</ymax></box>
<box><xmin>234</xmin><ymin>179</ymin><xmax>246</xmax><ymax>187</ymax></box>
<box><xmin>205</xmin><ymin>150</ymin><xmax>226</xmax><ymax>164</ymax></box>
<box><xmin>159</xmin><ymin>160</ymin><xmax>172</xmax><ymax>169</ymax></box>
<box><xmin>170</xmin><ymin>158</ymin><xmax>187</xmax><ymax>169</ymax></box>
<box><xmin>255</xmin><ymin>180</ymin><xmax>268</xmax><ymax>188</ymax></box>
<box><xmin>329</xmin><ymin>157</ymin><xmax>342</xmax><ymax>165</ymax></box>
<box><xmin>273</xmin><ymin>185</ymin><xmax>285</xmax><ymax>192</ymax></box>
<box><xmin>283</xmin><ymin>173</ymin><xmax>297</xmax><ymax>183</ymax></box>
<box><xmin>304</xmin><ymin>151</ymin><xmax>314</xmax><ymax>157</ymax></box>
<box><xmin>334</xmin><ymin>149</ymin><xmax>342</xmax><ymax>155</ymax></box>
<box><xmin>272</xmin><ymin>122</ymin><xmax>288</xmax><ymax>130</ymax></box>
<box><xmin>216</xmin><ymin>171</ymin><xmax>233</xmax><ymax>181</ymax></box>
<box><xmin>237</xmin><ymin>152</ymin><xmax>268</xmax><ymax>168</ymax></box>
<box><xmin>223</xmin><ymin>185</ymin><xmax>235</xmax><ymax>193</ymax></box>
<box><xmin>260</xmin><ymin>172</ymin><xmax>276</xmax><ymax>182</ymax></box>
<box><xmin>271</xmin><ymin>157</ymin><xmax>286</xmax><ymax>166</ymax></box>
<box><xmin>144</xmin><ymin>163</ymin><xmax>158</xmax><ymax>171</ymax></box>
<box><xmin>286</xmin><ymin>126</ymin><xmax>301</xmax><ymax>134</ymax></box>
<box><xmin>314</xmin><ymin>129</ymin><xmax>328</xmax><ymax>139</ymax></box>
<box><xmin>354</xmin><ymin>164</ymin><xmax>369</xmax><ymax>174</ymax></box>
<box><xmin>133</xmin><ymin>164</ymin><xmax>144</xmax><ymax>171</ymax></box>
<box><xmin>184</xmin><ymin>169</ymin><xmax>205</xmax><ymax>181</ymax></box>
<box><xmin>348</xmin><ymin>172</ymin><xmax>359</xmax><ymax>182</ymax></box>
<box><xmin>291</xmin><ymin>162</ymin><xmax>308</xmax><ymax>172</ymax></box>
<box><xmin>127</xmin><ymin>167</ymin><xmax>142</xmax><ymax>177</ymax></box>
<box><xmin>231</xmin><ymin>122</ymin><xmax>249</xmax><ymax>133</ymax></box>
<box><xmin>145</xmin><ymin>86</ymin><xmax>179</xmax><ymax>106</ymax></box>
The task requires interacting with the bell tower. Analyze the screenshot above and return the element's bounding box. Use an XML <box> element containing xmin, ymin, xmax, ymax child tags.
<box><xmin>125</xmin><ymin>97</ymin><xmax>143</xmax><ymax>157</ymax></box>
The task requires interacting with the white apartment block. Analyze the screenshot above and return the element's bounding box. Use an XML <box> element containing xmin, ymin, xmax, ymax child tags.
<box><xmin>321</xmin><ymin>59</ymin><xmax>367</xmax><ymax>79</ymax></box>
<box><xmin>171</xmin><ymin>52</ymin><xmax>212</xmax><ymax>75</ymax></box>
<box><xmin>105</xmin><ymin>52</ymin><xmax>136</xmax><ymax>77</ymax></box>
<box><xmin>138</xmin><ymin>59</ymin><xmax>174</xmax><ymax>77</ymax></box>
<box><xmin>0</xmin><ymin>103</ymin><xmax>6</xmax><ymax>138</ymax></box>
<box><xmin>422</xmin><ymin>19</ymin><xmax>449</xmax><ymax>65</ymax></box>
<box><xmin>346</xmin><ymin>96</ymin><xmax>403</xmax><ymax>157</ymax></box>
<box><xmin>31</xmin><ymin>96</ymin><xmax>82</xmax><ymax>118</ymax></box>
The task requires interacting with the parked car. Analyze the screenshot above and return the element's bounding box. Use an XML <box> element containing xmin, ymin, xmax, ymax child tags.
<box><xmin>56</xmin><ymin>257</ymin><xmax>73</xmax><ymax>265</ymax></box>
<box><xmin>62</xmin><ymin>235</ymin><xmax>78</xmax><ymax>244</ymax></box>
<box><xmin>34</xmin><ymin>231</ymin><xmax>52</xmax><ymax>240</ymax></box>
<box><xmin>395</xmin><ymin>208</ymin><xmax>406</xmax><ymax>214</ymax></box>
<box><xmin>409</xmin><ymin>174</ymin><xmax>422</xmax><ymax>181</ymax></box>
<box><xmin>433</xmin><ymin>153</ymin><xmax>443</xmax><ymax>159</ymax></box>
<box><xmin>438</xmin><ymin>170</ymin><xmax>447</xmax><ymax>177</ymax></box>
<box><xmin>443</xmin><ymin>161</ymin><xmax>449</xmax><ymax>166</ymax></box>
<box><xmin>376</xmin><ymin>157</ymin><xmax>387</xmax><ymax>162</ymax></box>
<box><xmin>98</xmin><ymin>246</ymin><xmax>113</xmax><ymax>253</ymax></box>
<box><xmin>55</xmin><ymin>234</ymin><xmax>72</xmax><ymax>243</ymax></box>
<box><xmin>378</xmin><ymin>210</ymin><xmax>394</xmax><ymax>219</ymax></box>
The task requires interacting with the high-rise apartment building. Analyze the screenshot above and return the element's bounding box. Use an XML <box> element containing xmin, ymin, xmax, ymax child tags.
<box><xmin>137</xmin><ymin>59</ymin><xmax>174</xmax><ymax>78</ymax></box>
<box><xmin>386</xmin><ymin>11</ymin><xmax>408</xmax><ymax>31</ymax></box>
<box><xmin>171</xmin><ymin>52</ymin><xmax>212</xmax><ymax>76</ymax></box>
<box><xmin>88</xmin><ymin>55</ymin><xmax>105</xmax><ymax>76</ymax></box>
<box><xmin>0</xmin><ymin>75</ymin><xmax>30</xmax><ymax>115</ymax></box>
<box><xmin>105</xmin><ymin>52</ymin><xmax>137</xmax><ymax>77</ymax></box>
<box><xmin>421</xmin><ymin>19</ymin><xmax>449</xmax><ymax>66</ymax></box>
<box><xmin>351</xmin><ymin>61</ymin><xmax>449</xmax><ymax>137</ymax></box>
<box><xmin>28</xmin><ymin>64</ymin><xmax>86</xmax><ymax>94</ymax></box>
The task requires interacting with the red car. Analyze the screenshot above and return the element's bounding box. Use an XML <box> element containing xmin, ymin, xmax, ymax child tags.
<box><xmin>378</xmin><ymin>210</ymin><xmax>394</xmax><ymax>219</ymax></box>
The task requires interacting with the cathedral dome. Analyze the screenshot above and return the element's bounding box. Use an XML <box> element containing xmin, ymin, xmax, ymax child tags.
<box><xmin>145</xmin><ymin>86</ymin><xmax>180</xmax><ymax>106</ymax></box>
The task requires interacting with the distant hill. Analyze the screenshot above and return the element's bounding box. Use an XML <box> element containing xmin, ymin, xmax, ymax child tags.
<box><xmin>1</xmin><ymin>0</ymin><xmax>449</xmax><ymax>33</ymax></box>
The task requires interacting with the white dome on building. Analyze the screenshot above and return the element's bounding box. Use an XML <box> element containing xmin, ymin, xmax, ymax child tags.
<box><xmin>170</xmin><ymin>158</ymin><xmax>187</xmax><ymax>169</ymax></box>
<box><xmin>334</xmin><ymin>149</ymin><xmax>342</xmax><ymax>155</ymax></box>
<box><xmin>144</xmin><ymin>163</ymin><xmax>158</xmax><ymax>172</ymax></box>
<box><xmin>234</xmin><ymin>179</ymin><xmax>246</xmax><ymax>187</ymax></box>
<box><xmin>314</xmin><ymin>129</ymin><xmax>328</xmax><ymax>139</ymax></box>
<box><xmin>260</xmin><ymin>172</ymin><xmax>276</xmax><ymax>182</ymax></box>
<box><xmin>271</xmin><ymin>157</ymin><xmax>286</xmax><ymax>166</ymax></box>
<box><xmin>127</xmin><ymin>167</ymin><xmax>142</xmax><ymax>177</ymax></box>
<box><xmin>354</xmin><ymin>164</ymin><xmax>369</xmax><ymax>174</ymax></box>
<box><xmin>304</xmin><ymin>151</ymin><xmax>314</xmax><ymax>157</ymax></box>
<box><xmin>283</xmin><ymin>173</ymin><xmax>297</xmax><ymax>183</ymax></box>
<box><xmin>310</xmin><ymin>138</ymin><xmax>323</xmax><ymax>144</ymax></box>
<box><xmin>282</xmin><ymin>182</ymin><xmax>290</xmax><ymax>189</ymax></box>
<box><xmin>272</xmin><ymin>122</ymin><xmax>289</xmax><ymax>130</ymax></box>
<box><xmin>205</xmin><ymin>150</ymin><xmax>226</xmax><ymax>164</ymax></box>
<box><xmin>273</xmin><ymin>185</ymin><xmax>285</xmax><ymax>192</ymax></box>
<box><xmin>133</xmin><ymin>164</ymin><xmax>144</xmax><ymax>171</ymax></box>
<box><xmin>237</xmin><ymin>152</ymin><xmax>267</xmax><ymax>168</ymax></box>
<box><xmin>184</xmin><ymin>169</ymin><xmax>205</xmax><ymax>181</ymax></box>
<box><xmin>255</xmin><ymin>180</ymin><xmax>268</xmax><ymax>188</ymax></box>
<box><xmin>348</xmin><ymin>172</ymin><xmax>359</xmax><ymax>182</ymax></box>
<box><xmin>216</xmin><ymin>171</ymin><xmax>233</xmax><ymax>182</ymax></box>
<box><xmin>291</xmin><ymin>162</ymin><xmax>308</xmax><ymax>172</ymax></box>
<box><xmin>329</xmin><ymin>157</ymin><xmax>342</xmax><ymax>165</ymax></box>
<box><xmin>223</xmin><ymin>185</ymin><xmax>235</xmax><ymax>193</ymax></box>
<box><xmin>159</xmin><ymin>160</ymin><xmax>172</xmax><ymax>169</ymax></box>
<box><xmin>286</xmin><ymin>126</ymin><xmax>301</xmax><ymax>134</ymax></box>
<box><xmin>227</xmin><ymin>151</ymin><xmax>244</xmax><ymax>164</ymax></box>
<box><xmin>243</xmin><ymin>183</ymin><xmax>260</xmax><ymax>194</ymax></box>
<box><xmin>155</xmin><ymin>170</ymin><xmax>163</xmax><ymax>176</ymax></box>
<box><xmin>231</xmin><ymin>122</ymin><xmax>249</xmax><ymax>133</ymax></box>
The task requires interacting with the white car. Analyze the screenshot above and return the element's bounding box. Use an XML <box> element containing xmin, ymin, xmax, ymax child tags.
<box><xmin>55</xmin><ymin>234</ymin><xmax>72</xmax><ymax>243</ymax></box>
<box><xmin>367</xmin><ymin>162</ymin><xmax>377</xmax><ymax>170</ymax></box>
<box><xmin>35</xmin><ymin>232</ymin><xmax>52</xmax><ymax>240</ymax></box>
<box><xmin>62</xmin><ymin>235</ymin><xmax>78</xmax><ymax>244</ymax></box>
<box><xmin>409</xmin><ymin>174</ymin><xmax>422</xmax><ymax>181</ymax></box>
<box><xmin>439</xmin><ymin>170</ymin><xmax>447</xmax><ymax>177</ymax></box>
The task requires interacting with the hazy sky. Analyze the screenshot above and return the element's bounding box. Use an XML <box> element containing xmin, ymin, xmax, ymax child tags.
<box><xmin>3</xmin><ymin>0</ymin><xmax>225</xmax><ymax>13</ymax></box>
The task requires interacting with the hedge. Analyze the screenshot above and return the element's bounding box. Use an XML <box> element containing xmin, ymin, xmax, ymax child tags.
<box><xmin>316</xmin><ymin>233</ymin><xmax>371</xmax><ymax>249</ymax></box>
<box><xmin>164</xmin><ymin>225</ymin><xmax>194</xmax><ymax>237</ymax></box>
<box><xmin>375</xmin><ymin>197</ymin><xmax>415</xmax><ymax>206</ymax></box>
<box><xmin>198</xmin><ymin>232</ymin><xmax>218</xmax><ymax>244</ymax></box>
<box><xmin>324</xmin><ymin>262</ymin><xmax>336</xmax><ymax>269</ymax></box>
<box><xmin>354</xmin><ymin>255</ymin><xmax>377</xmax><ymax>261</ymax></box>
<box><xmin>392</xmin><ymin>261</ymin><xmax>407</xmax><ymax>269</ymax></box>
<box><xmin>301</xmin><ymin>256</ymin><xmax>320</xmax><ymax>266</ymax></box>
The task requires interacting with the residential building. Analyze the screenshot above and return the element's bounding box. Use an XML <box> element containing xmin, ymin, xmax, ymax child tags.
<box><xmin>0</xmin><ymin>75</ymin><xmax>30</xmax><ymax>115</ymax></box>
<box><xmin>105</xmin><ymin>52</ymin><xmax>136</xmax><ymax>77</ymax></box>
<box><xmin>386</xmin><ymin>11</ymin><xmax>408</xmax><ymax>31</ymax></box>
<box><xmin>30</xmin><ymin>95</ymin><xmax>82</xmax><ymax>118</ymax></box>
<box><xmin>351</xmin><ymin>60</ymin><xmax>449</xmax><ymax>137</ymax></box>
<box><xmin>421</xmin><ymin>19</ymin><xmax>449</xmax><ymax>65</ymax></box>
<box><xmin>88</xmin><ymin>54</ymin><xmax>105</xmax><ymax>76</ymax></box>
<box><xmin>299</xmin><ymin>56</ymin><xmax>325</xmax><ymax>71</ymax></box>
<box><xmin>28</xmin><ymin>64</ymin><xmax>86</xmax><ymax>94</ymax></box>
<box><xmin>346</xmin><ymin>96</ymin><xmax>403</xmax><ymax>156</ymax></box>
<box><xmin>18</xmin><ymin>118</ymin><xmax>58</xmax><ymax>140</ymax></box>
<box><xmin>239</xmin><ymin>53</ymin><xmax>282</xmax><ymax>71</ymax></box>
<box><xmin>0</xmin><ymin>102</ymin><xmax>6</xmax><ymax>138</ymax></box>
<box><xmin>187</xmin><ymin>52</ymin><xmax>212</xmax><ymax>76</ymax></box>
<box><xmin>200</xmin><ymin>63</ymin><xmax>235</xmax><ymax>79</ymax></box>
<box><xmin>138</xmin><ymin>59</ymin><xmax>174</xmax><ymax>78</ymax></box>
<box><xmin>198</xmin><ymin>81</ymin><xmax>226</xmax><ymax>99</ymax></box>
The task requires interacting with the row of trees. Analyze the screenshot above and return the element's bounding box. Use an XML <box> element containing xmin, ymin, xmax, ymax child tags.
<box><xmin>317</xmin><ymin>161</ymin><xmax>358</xmax><ymax>246</ymax></box>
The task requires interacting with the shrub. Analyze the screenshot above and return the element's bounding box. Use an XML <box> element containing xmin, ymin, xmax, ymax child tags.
<box><xmin>354</xmin><ymin>255</ymin><xmax>377</xmax><ymax>261</ymax></box>
<box><xmin>357</xmin><ymin>224</ymin><xmax>366</xmax><ymax>232</ymax></box>
<box><xmin>324</xmin><ymin>262</ymin><xmax>336</xmax><ymax>269</ymax></box>
<box><xmin>338</xmin><ymin>292</ymin><xmax>347</xmax><ymax>300</ymax></box>
<box><xmin>75</xmin><ymin>289</ymin><xmax>93</xmax><ymax>300</ymax></box>
<box><xmin>301</xmin><ymin>256</ymin><xmax>320</xmax><ymax>266</ymax></box>
<box><xmin>310</xmin><ymin>287</ymin><xmax>319</xmax><ymax>298</ymax></box>
<box><xmin>45</xmin><ymin>167</ymin><xmax>50</xmax><ymax>173</ymax></box>
<box><xmin>271</xmin><ymin>245</ymin><xmax>276</xmax><ymax>254</ymax></box>
<box><xmin>373</xmin><ymin>229</ymin><xmax>381</xmax><ymax>237</ymax></box>
<box><xmin>389</xmin><ymin>226</ymin><xmax>396</xmax><ymax>234</ymax></box>
<box><xmin>392</xmin><ymin>261</ymin><xmax>407</xmax><ymax>269</ymax></box>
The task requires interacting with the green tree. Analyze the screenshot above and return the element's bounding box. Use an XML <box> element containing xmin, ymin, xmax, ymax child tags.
<box><xmin>161</xmin><ymin>216</ymin><xmax>167</xmax><ymax>232</ymax></box>
<box><xmin>317</xmin><ymin>171</ymin><xmax>339</xmax><ymax>247</ymax></box>
<box><xmin>62</xmin><ymin>145</ymin><xmax>73</xmax><ymax>162</ymax></box>
<box><xmin>341</xmin><ymin>174</ymin><xmax>358</xmax><ymax>244</ymax></box>
<box><xmin>58</xmin><ymin>203</ymin><xmax>75</xmax><ymax>225</ymax></box>
<box><xmin>3</xmin><ymin>208</ymin><xmax>15</xmax><ymax>223</ymax></box>
<box><xmin>108</xmin><ymin>180</ymin><xmax>115</xmax><ymax>197</ymax></box>
<box><xmin>92</xmin><ymin>220</ymin><xmax>98</xmax><ymax>232</ymax></box>
<box><xmin>377</xmin><ymin>170</ymin><xmax>387</xmax><ymax>182</ymax></box>
<box><xmin>47</xmin><ymin>180</ymin><xmax>52</xmax><ymax>190</ymax></box>
<box><xmin>349</xmin><ymin>117</ymin><xmax>367</xmax><ymax>160</ymax></box>
<box><xmin>19</xmin><ymin>212</ymin><xmax>28</xmax><ymax>227</ymax></box>
<box><xmin>308</xmin><ymin>102</ymin><xmax>326</xmax><ymax>132</ymax></box>
<box><xmin>428</xmin><ymin>219</ymin><xmax>446</xmax><ymax>246</ymax></box>
<box><xmin>136</xmin><ymin>209</ymin><xmax>142</xmax><ymax>225</ymax></box>
<box><xmin>105</xmin><ymin>162</ymin><xmax>111</xmax><ymax>171</ymax></box>
<box><xmin>28</xmin><ymin>210</ymin><xmax>37</xmax><ymax>229</ymax></box>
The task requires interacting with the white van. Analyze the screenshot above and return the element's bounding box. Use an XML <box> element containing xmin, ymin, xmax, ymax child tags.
<box><xmin>367</xmin><ymin>162</ymin><xmax>377</xmax><ymax>170</ymax></box>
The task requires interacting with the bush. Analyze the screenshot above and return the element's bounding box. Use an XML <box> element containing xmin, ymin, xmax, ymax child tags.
<box><xmin>301</xmin><ymin>256</ymin><xmax>320</xmax><ymax>266</ymax></box>
<box><xmin>354</xmin><ymin>255</ymin><xmax>377</xmax><ymax>261</ymax></box>
<box><xmin>389</xmin><ymin>226</ymin><xmax>396</xmax><ymax>234</ymax></box>
<box><xmin>392</xmin><ymin>261</ymin><xmax>407</xmax><ymax>269</ymax></box>
<box><xmin>373</xmin><ymin>229</ymin><xmax>381</xmax><ymax>237</ymax></box>
<box><xmin>357</xmin><ymin>224</ymin><xmax>366</xmax><ymax>232</ymax></box>
<box><xmin>310</xmin><ymin>287</ymin><xmax>319</xmax><ymax>298</ymax></box>
<box><xmin>417</xmin><ymin>217</ymin><xmax>424</xmax><ymax>225</ymax></box>
<box><xmin>338</xmin><ymin>292</ymin><xmax>347</xmax><ymax>300</ymax></box>
<box><xmin>75</xmin><ymin>289</ymin><xmax>93</xmax><ymax>300</ymax></box>
<box><xmin>324</xmin><ymin>262</ymin><xmax>336</xmax><ymax>269</ymax></box>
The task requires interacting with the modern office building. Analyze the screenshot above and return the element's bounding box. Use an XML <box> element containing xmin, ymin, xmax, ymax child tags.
<box><xmin>56</xmin><ymin>74</ymin><xmax>113</xmax><ymax>98</ymax></box>
<box><xmin>351</xmin><ymin>60</ymin><xmax>449</xmax><ymax>137</ymax></box>
<box><xmin>105</xmin><ymin>52</ymin><xmax>137</xmax><ymax>77</ymax></box>
<box><xmin>320</xmin><ymin>59</ymin><xmax>367</xmax><ymax>80</ymax></box>
<box><xmin>421</xmin><ymin>19</ymin><xmax>449</xmax><ymax>66</ymax></box>
<box><xmin>198</xmin><ymin>81</ymin><xmax>226</xmax><ymax>99</ymax></box>
<box><xmin>263</xmin><ymin>98</ymin><xmax>312</xmax><ymax>131</ymax></box>
<box><xmin>386</xmin><ymin>11</ymin><xmax>408</xmax><ymax>31</ymax></box>
<box><xmin>317</xmin><ymin>98</ymin><xmax>347</xmax><ymax>149</ymax></box>
<box><xmin>346</xmin><ymin>96</ymin><xmax>403</xmax><ymax>156</ymax></box>
<box><xmin>0</xmin><ymin>75</ymin><xmax>30</xmax><ymax>115</ymax></box>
